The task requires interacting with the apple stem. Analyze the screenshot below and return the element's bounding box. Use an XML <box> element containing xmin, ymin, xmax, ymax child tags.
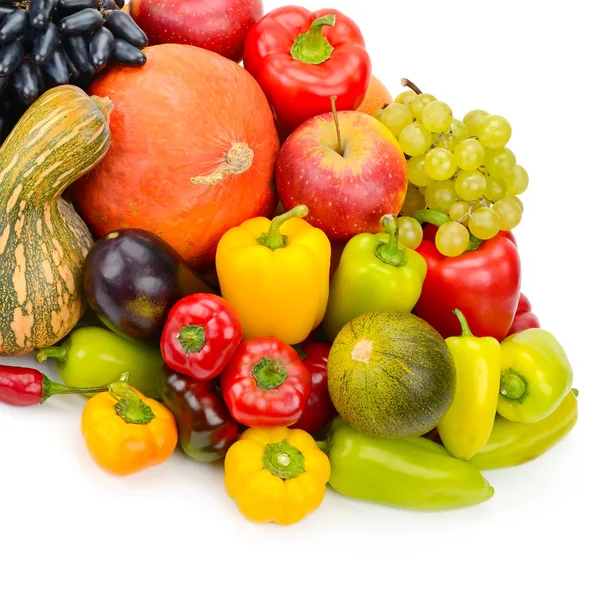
<box><xmin>401</xmin><ymin>78</ymin><xmax>422</xmax><ymax>95</ymax></box>
<box><xmin>330</xmin><ymin>95</ymin><xmax>343</xmax><ymax>156</ymax></box>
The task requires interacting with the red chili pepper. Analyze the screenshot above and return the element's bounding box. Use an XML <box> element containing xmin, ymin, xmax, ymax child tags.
<box><xmin>243</xmin><ymin>6</ymin><xmax>371</xmax><ymax>136</ymax></box>
<box><xmin>0</xmin><ymin>365</ymin><xmax>110</xmax><ymax>407</ymax></box>
<box><xmin>507</xmin><ymin>293</ymin><xmax>541</xmax><ymax>337</ymax></box>
<box><xmin>413</xmin><ymin>212</ymin><xmax>521</xmax><ymax>341</ymax></box>
<box><xmin>290</xmin><ymin>342</ymin><xmax>336</xmax><ymax>434</ymax></box>
<box><xmin>220</xmin><ymin>338</ymin><xmax>311</xmax><ymax>428</ymax></box>
<box><xmin>160</xmin><ymin>293</ymin><xmax>243</xmax><ymax>381</ymax></box>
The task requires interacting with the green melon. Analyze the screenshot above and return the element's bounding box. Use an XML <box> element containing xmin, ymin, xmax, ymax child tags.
<box><xmin>327</xmin><ymin>311</ymin><xmax>456</xmax><ymax>438</ymax></box>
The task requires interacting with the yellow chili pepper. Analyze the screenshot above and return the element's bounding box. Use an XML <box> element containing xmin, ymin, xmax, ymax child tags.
<box><xmin>437</xmin><ymin>309</ymin><xmax>502</xmax><ymax>460</ymax></box>
<box><xmin>215</xmin><ymin>205</ymin><xmax>331</xmax><ymax>345</ymax></box>
<box><xmin>224</xmin><ymin>426</ymin><xmax>330</xmax><ymax>525</ymax></box>
<box><xmin>81</xmin><ymin>379</ymin><xmax>178</xmax><ymax>476</ymax></box>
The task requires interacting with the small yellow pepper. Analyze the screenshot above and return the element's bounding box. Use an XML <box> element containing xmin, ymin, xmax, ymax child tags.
<box><xmin>81</xmin><ymin>380</ymin><xmax>178</xmax><ymax>476</ymax></box>
<box><xmin>224</xmin><ymin>426</ymin><xmax>330</xmax><ymax>525</ymax></box>
<box><xmin>437</xmin><ymin>309</ymin><xmax>502</xmax><ymax>460</ymax></box>
<box><xmin>215</xmin><ymin>205</ymin><xmax>331</xmax><ymax>345</ymax></box>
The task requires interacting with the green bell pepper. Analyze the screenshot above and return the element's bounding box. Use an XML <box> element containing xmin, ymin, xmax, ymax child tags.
<box><xmin>497</xmin><ymin>328</ymin><xmax>573</xmax><ymax>423</ymax></box>
<box><xmin>35</xmin><ymin>326</ymin><xmax>164</xmax><ymax>399</ymax></box>
<box><xmin>470</xmin><ymin>390</ymin><xmax>578</xmax><ymax>470</ymax></box>
<box><xmin>322</xmin><ymin>215</ymin><xmax>427</xmax><ymax>342</ymax></box>
<box><xmin>321</xmin><ymin>417</ymin><xmax>494</xmax><ymax>511</ymax></box>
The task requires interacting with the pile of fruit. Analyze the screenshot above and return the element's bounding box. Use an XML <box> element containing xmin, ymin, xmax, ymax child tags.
<box><xmin>0</xmin><ymin>1</ymin><xmax>578</xmax><ymax>525</ymax></box>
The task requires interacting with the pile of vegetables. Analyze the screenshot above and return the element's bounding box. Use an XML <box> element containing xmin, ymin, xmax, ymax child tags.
<box><xmin>0</xmin><ymin>2</ymin><xmax>578</xmax><ymax>526</ymax></box>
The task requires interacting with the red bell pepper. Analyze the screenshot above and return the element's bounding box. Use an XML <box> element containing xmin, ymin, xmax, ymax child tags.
<box><xmin>413</xmin><ymin>211</ymin><xmax>521</xmax><ymax>341</ymax></box>
<box><xmin>243</xmin><ymin>6</ymin><xmax>371</xmax><ymax>136</ymax></box>
<box><xmin>507</xmin><ymin>293</ymin><xmax>541</xmax><ymax>337</ymax></box>
<box><xmin>290</xmin><ymin>342</ymin><xmax>336</xmax><ymax>434</ymax></box>
<box><xmin>160</xmin><ymin>293</ymin><xmax>242</xmax><ymax>381</ymax></box>
<box><xmin>220</xmin><ymin>338</ymin><xmax>311</xmax><ymax>427</ymax></box>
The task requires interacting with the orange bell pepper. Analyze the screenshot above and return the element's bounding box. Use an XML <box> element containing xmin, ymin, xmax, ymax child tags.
<box><xmin>81</xmin><ymin>380</ymin><xmax>178</xmax><ymax>476</ymax></box>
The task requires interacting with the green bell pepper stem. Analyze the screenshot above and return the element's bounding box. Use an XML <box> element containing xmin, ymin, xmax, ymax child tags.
<box><xmin>257</xmin><ymin>205</ymin><xmax>309</xmax><ymax>250</ymax></box>
<box><xmin>111</xmin><ymin>380</ymin><xmax>155</xmax><ymax>425</ymax></box>
<box><xmin>412</xmin><ymin>209</ymin><xmax>451</xmax><ymax>227</ymax></box>
<box><xmin>290</xmin><ymin>14</ymin><xmax>337</xmax><ymax>65</ymax></box>
<box><xmin>376</xmin><ymin>215</ymin><xmax>407</xmax><ymax>266</ymax></box>
<box><xmin>452</xmin><ymin>308</ymin><xmax>473</xmax><ymax>337</ymax></box>
<box><xmin>35</xmin><ymin>339</ymin><xmax>70</xmax><ymax>364</ymax></box>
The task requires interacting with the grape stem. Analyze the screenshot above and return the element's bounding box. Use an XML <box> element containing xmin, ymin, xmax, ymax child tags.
<box><xmin>401</xmin><ymin>78</ymin><xmax>423</xmax><ymax>95</ymax></box>
<box><xmin>330</xmin><ymin>95</ymin><xmax>343</xmax><ymax>156</ymax></box>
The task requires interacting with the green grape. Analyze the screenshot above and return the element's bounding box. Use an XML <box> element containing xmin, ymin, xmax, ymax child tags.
<box><xmin>468</xmin><ymin>207</ymin><xmax>501</xmax><ymax>240</ymax></box>
<box><xmin>424</xmin><ymin>147</ymin><xmax>457</xmax><ymax>180</ymax></box>
<box><xmin>505</xmin><ymin>165</ymin><xmax>529</xmax><ymax>195</ymax></box>
<box><xmin>401</xmin><ymin>185</ymin><xmax>426</xmax><ymax>216</ymax></box>
<box><xmin>409</xmin><ymin>93</ymin><xmax>437</xmax><ymax>119</ymax></box>
<box><xmin>373</xmin><ymin>107</ymin><xmax>385</xmax><ymax>119</ymax></box>
<box><xmin>418</xmin><ymin>186</ymin><xmax>429</xmax><ymax>196</ymax></box>
<box><xmin>398</xmin><ymin>122</ymin><xmax>433</xmax><ymax>156</ymax></box>
<box><xmin>485</xmin><ymin>148</ymin><xmax>517</xmax><ymax>178</ymax></box>
<box><xmin>454</xmin><ymin>139</ymin><xmax>486</xmax><ymax>171</ymax></box>
<box><xmin>473</xmin><ymin>198</ymin><xmax>493</xmax><ymax>210</ymax></box>
<box><xmin>448</xmin><ymin>201</ymin><xmax>470</xmax><ymax>222</ymax></box>
<box><xmin>444</xmin><ymin>119</ymin><xmax>469</xmax><ymax>151</ymax></box>
<box><xmin>435</xmin><ymin>221</ymin><xmax>470</xmax><ymax>257</ymax></box>
<box><xmin>493</xmin><ymin>196</ymin><xmax>523</xmax><ymax>230</ymax></box>
<box><xmin>421</xmin><ymin>101</ymin><xmax>453</xmax><ymax>133</ymax></box>
<box><xmin>505</xmin><ymin>195</ymin><xmax>523</xmax><ymax>212</ymax></box>
<box><xmin>407</xmin><ymin>155</ymin><xmax>433</xmax><ymax>186</ymax></box>
<box><xmin>396</xmin><ymin>216</ymin><xmax>424</xmax><ymax>249</ymax></box>
<box><xmin>463</xmin><ymin>110</ymin><xmax>489</xmax><ymax>136</ymax></box>
<box><xmin>395</xmin><ymin>89</ymin><xmax>417</xmax><ymax>106</ymax></box>
<box><xmin>425</xmin><ymin>180</ymin><xmax>458</xmax><ymax>213</ymax></box>
<box><xmin>484</xmin><ymin>176</ymin><xmax>508</xmax><ymax>201</ymax></box>
<box><xmin>455</xmin><ymin>170</ymin><xmax>487</xmax><ymax>201</ymax></box>
<box><xmin>378</xmin><ymin>103</ymin><xmax>413</xmax><ymax>138</ymax></box>
<box><xmin>477</xmin><ymin>115</ymin><xmax>512</xmax><ymax>149</ymax></box>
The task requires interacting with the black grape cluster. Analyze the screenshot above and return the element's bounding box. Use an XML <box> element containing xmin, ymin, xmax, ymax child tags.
<box><xmin>0</xmin><ymin>0</ymin><xmax>148</xmax><ymax>143</ymax></box>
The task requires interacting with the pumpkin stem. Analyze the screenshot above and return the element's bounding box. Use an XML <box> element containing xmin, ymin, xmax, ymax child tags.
<box><xmin>191</xmin><ymin>142</ymin><xmax>254</xmax><ymax>187</ymax></box>
<box><xmin>91</xmin><ymin>96</ymin><xmax>114</xmax><ymax>123</ymax></box>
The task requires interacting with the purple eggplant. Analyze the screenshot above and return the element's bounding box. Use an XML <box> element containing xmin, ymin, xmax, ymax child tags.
<box><xmin>83</xmin><ymin>229</ymin><xmax>217</xmax><ymax>343</ymax></box>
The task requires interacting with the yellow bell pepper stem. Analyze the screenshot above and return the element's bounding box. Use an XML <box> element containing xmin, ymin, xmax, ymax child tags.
<box><xmin>258</xmin><ymin>204</ymin><xmax>309</xmax><ymax>250</ymax></box>
<box><xmin>216</xmin><ymin>205</ymin><xmax>331</xmax><ymax>345</ymax></box>
<box><xmin>437</xmin><ymin>308</ymin><xmax>502</xmax><ymax>460</ymax></box>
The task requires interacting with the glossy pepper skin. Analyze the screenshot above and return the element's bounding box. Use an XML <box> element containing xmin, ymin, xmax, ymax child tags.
<box><xmin>224</xmin><ymin>426</ymin><xmax>330</xmax><ymax>525</ymax></box>
<box><xmin>413</xmin><ymin>211</ymin><xmax>521</xmax><ymax>341</ymax></box>
<box><xmin>497</xmin><ymin>328</ymin><xmax>573</xmax><ymax>423</ymax></box>
<box><xmin>437</xmin><ymin>309</ymin><xmax>501</xmax><ymax>460</ymax></box>
<box><xmin>220</xmin><ymin>337</ymin><xmax>311</xmax><ymax>428</ymax></box>
<box><xmin>324</xmin><ymin>417</ymin><xmax>494</xmax><ymax>511</ymax></box>
<box><xmin>323</xmin><ymin>214</ymin><xmax>427</xmax><ymax>342</ymax></box>
<box><xmin>243</xmin><ymin>6</ymin><xmax>371</xmax><ymax>137</ymax></box>
<box><xmin>470</xmin><ymin>390</ymin><xmax>578</xmax><ymax>470</ymax></box>
<box><xmin>35</xmin><ymin>326</ymin><xmax>164</xmax><ymax>399</ymax></box>
<box><xmin>158</xmin><ymin>367</ymin><xmax>239</xmax><ymax>462</ymax></box>
<box><xmin>507</xmin><ymin>293</ymin><xmax>540</xmax><ymax>337</ymax></box>
<box><xmin>81</xmin><ymin>381</ymin><xmax>178</xmax><ymax>476</ymax></box>
<box><xmin>160</xmin><ymin>293</ymin><xmax>242</xmax><ymax>381</ymax></box>
<box><xmin>0</xmin><ymin>365</ymin><xmax>110</xmax><ymax>407</ymax></box>
<box><xmin>290</xmin><ymin>342</ymin><xmax>336</xmax><ymax>434</ymax></box>
<box><xmin>216</xmin><ymin>205</ymin><xmax>331</xmax><ymax>345</ymax></box>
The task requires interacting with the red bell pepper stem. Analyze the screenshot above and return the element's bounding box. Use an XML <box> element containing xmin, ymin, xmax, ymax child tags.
<box><xmin>252</xmin><ymin>357</ymin><xmax>288</xmax><ymax>390</ymax></box>
<box><xmin>258</xmin><ymin>205</ymin><xmax>309</xmax><ymax>250</ymax></box>
<box><xmin>0</xmin><ymin>365</ymin><xmax>115</xmax><ymax>407</ymax></box>
<box><xmin>291</xmin><ymin>14</ymin><xmax>336</xmax><ymax>65</ymax></box>
<box><xmin>177</xmin><ymin>325</ymin><xmax>206</xmax><ymax>354</ymax></box>
<box><xmin>376</xmin><ymin>215</ymin><xmax>407</xmax><ymax>267</ymax></box>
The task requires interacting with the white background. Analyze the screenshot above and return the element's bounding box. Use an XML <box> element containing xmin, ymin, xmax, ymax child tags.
<box><xmin>1</xmin><ymin>1</ymin><xmax>599</xmax><ymax>598</ymax></box>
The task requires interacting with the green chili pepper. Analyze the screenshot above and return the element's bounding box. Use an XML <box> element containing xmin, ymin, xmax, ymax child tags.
<box><xmin>35</xmin><ymin>326</ymin><xmax>164</xmax><ymax>399</ymax></box>
<box><xmin>321</xmin><ymin>417</ymin><xmax>494</xmax><ymax>511</ymax></box>
<box><xmin>469</xmin><ymin>390</ymin><xmax>578</xmax><ymax>470</ymax></box>
<box><xmin>497</xmin><ymin>328</ymin><xmax>573</xmax><ymax>423</ymax></box>
<box><xmin>322</xmin><ymin>215</ymin><xmax>427</xmax><ymax>342</ymax></box>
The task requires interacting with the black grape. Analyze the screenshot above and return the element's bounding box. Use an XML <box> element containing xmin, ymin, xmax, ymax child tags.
<box><xmin>60</xmin><ymin>8</ymin><xmax>103</xmax><ymax>34</ymax></box>
<box><xmin>0</xmin><ymin>40</ymin><xmax>24</xmax><ymax>77</ymax></box>
<box><xmin>105</xmin><ymin>10</ymin><xmax>148</xmax><ymax>48</ymax></box>
<box><xmin>29</xmin><ymin>0</ymin><xmax>58</xmax><ymax>31</ymax></box>
<box><xmin>89</xmin><ymin>26</ymin><xmax>114</xmax><ymax>70</ymax></box>
<box><xmin>42</xmin><ymin>44</ymin><xmax>70</xmax><ymax>85</ymax></box>
<box><xmin>33</xmin><ymin>22</ymin><xmax>59</xmax><ymax>65</ymax></box>
<box><xmin>0</xmin><ymin>8</ymin><xmax>28</xmax><ymax>44</ymax></box>
<box><xmin>110</xmin><ymin>38</ymin><xmax>146</xmax><ymax>66</ymax></box>
<box><xmin>12</xmin><ymin>58</ymin><xmax>40</xmax><ymax>104</ymax></box>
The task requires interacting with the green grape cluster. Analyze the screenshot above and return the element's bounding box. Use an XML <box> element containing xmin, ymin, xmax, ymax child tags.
<box><xmin>377</xmin><ymin>83</ymin><xmax>527</xmax><ymax>257</ymax></box>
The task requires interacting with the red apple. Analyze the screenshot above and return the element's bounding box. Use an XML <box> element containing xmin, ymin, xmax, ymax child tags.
<box><xmin>276</xmin><ymin>111</ymin><xmax>408</xmax><ymax>243</ymax></box>
<box><xmin>130</xmin><ymin>0</ymin><xmax>263</xmax><ymax>63</ymax></box>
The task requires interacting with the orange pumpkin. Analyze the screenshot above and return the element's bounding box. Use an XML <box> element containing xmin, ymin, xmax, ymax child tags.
<box><xmin>70</xmin><ymin>44</ymin><xmax>280</xmax><ymax>267</ymax></box>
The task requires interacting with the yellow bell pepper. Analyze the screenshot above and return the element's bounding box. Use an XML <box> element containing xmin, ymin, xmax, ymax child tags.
<box><xmin>437</xmin><ymin>309</ymin><xmax>502</xmax><ymax>460</ymax></box>
<box><xmin>215</xmin><ymin>205</ymin><xmax>331</xmax><ymax>345</ymax></box>
<box><xmin>224</xmin><ymin>426</ymin><xmax>330</xmax><ymax>525</ymax></box>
